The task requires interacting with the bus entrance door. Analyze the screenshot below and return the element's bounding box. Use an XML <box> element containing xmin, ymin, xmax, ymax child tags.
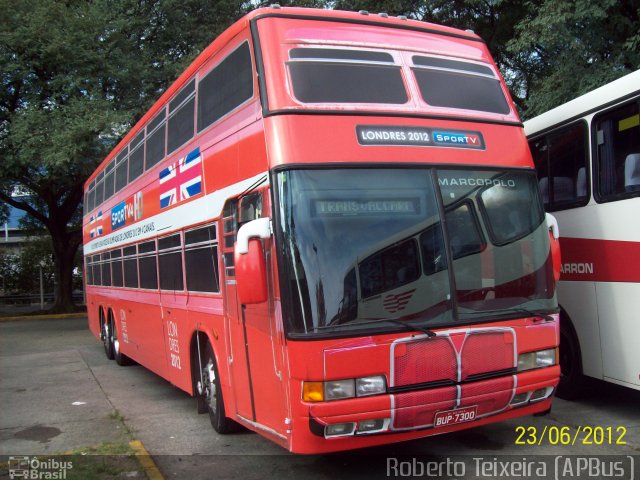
<box><xmin>222</xmin><ymin>195</ymin><xmax>287</xmax><ymax>439</ymax></box>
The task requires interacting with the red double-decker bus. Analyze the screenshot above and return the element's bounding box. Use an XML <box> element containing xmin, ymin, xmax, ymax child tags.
<box><xmin>83</xmin><ymin>6</ymin><xmax>561</xmax><ymax>453</ymax></box>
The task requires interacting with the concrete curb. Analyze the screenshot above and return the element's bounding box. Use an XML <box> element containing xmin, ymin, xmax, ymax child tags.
<box><xmin>130</xmin><ymin>440</ymin><xmax>165</xmax><ymax>480</ymax></box>
<box><xmin>0</xmin><ymin>312</ymin><xmax>87</xmax><ymax>322</ymax></box>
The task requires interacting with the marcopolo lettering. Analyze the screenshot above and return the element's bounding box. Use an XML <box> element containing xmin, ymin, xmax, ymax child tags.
<box><xmin>438</xmin><ymin>177</ymin><xmax>516</xmax><ymax>188</ymax></box>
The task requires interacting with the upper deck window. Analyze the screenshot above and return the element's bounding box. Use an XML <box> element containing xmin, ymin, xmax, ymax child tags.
<box><xmin>412</xmin><ymin>55</ymin><xmax>510</xmax><ymax>114</ymax></box>
<box><xmin>198</xmin><ymin>42</ymin><xmax>253</xmax><ymax>132</ymax></box>
<box><xmin>288</xmin><ymin>48</ymin><xmax>407</xmax><ymax>104</ymax></box>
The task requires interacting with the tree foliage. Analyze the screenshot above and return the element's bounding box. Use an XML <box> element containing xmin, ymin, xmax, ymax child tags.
<box><xmin>0</xmin><ymin>0</ymin><xmax>249</xmax><ymax>310</ymax></box>
<box><xmin>507</xmin><ymin>0</ymin><xmax>640</xmax><ymax>117</ymax></box>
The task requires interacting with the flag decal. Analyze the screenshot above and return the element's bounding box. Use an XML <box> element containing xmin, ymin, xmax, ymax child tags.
<box><xmin>159</xmin><ymin>147</ymin><xmax>203</xmax><ymax>209</ymax></box>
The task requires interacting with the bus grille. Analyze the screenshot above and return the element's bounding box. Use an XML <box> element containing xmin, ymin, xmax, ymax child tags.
<box><xmin>390</xmin><ymin>328</ymin><xmax>516</xmax><ymax>430</ymax></box>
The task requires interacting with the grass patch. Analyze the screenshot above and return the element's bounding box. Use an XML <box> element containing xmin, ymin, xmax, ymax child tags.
<box><xmin>109</xmin><ymin>408</ymin><xmax>135</xmax><ymax>436</ymax></box>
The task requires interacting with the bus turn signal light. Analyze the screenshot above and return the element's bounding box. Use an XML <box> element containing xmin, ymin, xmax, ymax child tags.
<box><xmin>303</xmin><ymin>382</ymin><xmax>324</xmax><ymax>402</ymax></box>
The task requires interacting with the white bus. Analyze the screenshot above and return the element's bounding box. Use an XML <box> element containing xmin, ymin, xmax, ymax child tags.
<box><xmin>524</xmin><ymin>70</ymin><xmax>640</xmax><ymax>397</ymax></box>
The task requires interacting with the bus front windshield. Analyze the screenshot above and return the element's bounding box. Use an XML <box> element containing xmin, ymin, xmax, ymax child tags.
<box><xmin>276</xmin><ymin>168</ymin><xmax>557</xmax><ymax>337</ymax></box>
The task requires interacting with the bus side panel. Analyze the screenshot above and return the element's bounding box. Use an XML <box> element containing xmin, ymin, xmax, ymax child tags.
<box><xmin>596</xmin><ymin>282</ymin><xmax>640</xmax><ymax>389</ymax></box>
<box><xmin>120</xmin><ymin>291</ymin><xmax>167</xmax><ymax>377</ymax></box>
<box><xmin>160</xmin><ymin>292</ymin><xmax>189</xmax><ymax>391</ymax></box>
<box><xmin>556</xmin><ymin>281</ymin><xmax>603</xmax><ymax>380</ymax></box>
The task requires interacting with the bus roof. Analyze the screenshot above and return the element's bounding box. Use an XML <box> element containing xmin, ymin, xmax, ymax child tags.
<box><xmin>524</xmin><ymin>69</ymin><xmax>640</xmax><ymax>138</ymax></box>
<box><xmin>86</xmin><ymin>6</ymin><xmax>482</xmax><ymax>187</ymax></box>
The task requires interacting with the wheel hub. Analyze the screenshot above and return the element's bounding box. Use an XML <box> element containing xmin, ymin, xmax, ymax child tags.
<box><xmin>202</xmin><ymin>361</ymin><xmax>217</xmax><ymax>414</ymax></box>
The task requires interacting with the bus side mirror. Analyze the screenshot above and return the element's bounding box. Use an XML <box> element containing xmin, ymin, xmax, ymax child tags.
<box><xmin>545</xmin><ymin>213</ymin><xmax>561</xmax><ymax>283</ymax></box>
<box><xmin>235</xmin><ymin>218</ymin><xmax>272</xmax><ymax>305</ymax></box>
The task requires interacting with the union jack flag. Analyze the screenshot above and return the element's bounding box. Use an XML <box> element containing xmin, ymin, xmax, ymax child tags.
<box><xmin>89</xmin><ymin>210</ymin><xmax>103</xmax><ymax>239</ymax></box>
<box><xmin>159</xmin><ymin>147</ymin><xmax>203</xmax><ymax>209</ymax></box>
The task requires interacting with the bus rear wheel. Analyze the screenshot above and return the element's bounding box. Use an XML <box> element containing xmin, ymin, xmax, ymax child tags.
<box><xmin>110</xmin><ymin>310</ymin><xmax>132</xmax><ymax>366</ymax></box>
<box><xmin>200</xmin><ymin>343</ymin><xmax>238</xmax><ymax>434</ymax></box>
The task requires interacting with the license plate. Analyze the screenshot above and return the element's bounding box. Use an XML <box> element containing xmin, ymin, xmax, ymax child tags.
<box><xmin>434</xmin><ymin>406</ymin><xmax>478</xmax><ymax>428</ymax></box>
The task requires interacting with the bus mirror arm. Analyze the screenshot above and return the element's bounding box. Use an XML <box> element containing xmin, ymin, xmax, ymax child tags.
<box><xmin>236</xmin><ymin>218</ymin><xmax>272</xmax><ymax>255</ymax></box>
<box><xmin>545</xmin><ymin>213</ymin><xmax>560</xmax><ymax>240</ymax></box>
<box><xmin>235</xmin><ymin>218</ymin><xmax>272</xmax><ymax>305</ymax></box>
<box><xmin>545</xmin><ymin>213</ymin><xmax>562</xmax><ymax>283</ymax></box>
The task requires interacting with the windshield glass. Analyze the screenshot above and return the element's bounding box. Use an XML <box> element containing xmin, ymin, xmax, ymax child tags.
<box><xmin>276</xmin><ymin>168</ymin><xmax>556</xmax><ymax>336</ymax></box>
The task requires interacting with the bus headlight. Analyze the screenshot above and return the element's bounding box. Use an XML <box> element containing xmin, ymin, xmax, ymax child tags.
<box><xmin>324</xmin><ymin>379</ymin><xmax>355</xmax><ymax>400</ymax></box>
<box><xmin>517</xmin><ymin>349</ymin><xmax>556</xmax><ymax>372</ymax></box>
<box><xmin>356</xmin><ymin>376</ymin><xmax>386</xmax><ymax>397</ymax></box>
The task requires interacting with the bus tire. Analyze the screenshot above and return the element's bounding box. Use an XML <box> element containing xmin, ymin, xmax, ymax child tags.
<box><xmin>556</xmin><ymin>314</ymin><xmax>584</xmax><ymax>400</ymax></box>
<box><xmin>110</xmin><ymin>310</ymin><xmax>133</xmax><ymax>367</ymax></box>
<box><xmin>202</xmin><ymin>343</ymin><xmax>239</xmax><ymax>434</ymax></box>
<box><xmin>101</xmin><ymin>308</ymin><xmax>114</xmax><ymax>360</ymax></box>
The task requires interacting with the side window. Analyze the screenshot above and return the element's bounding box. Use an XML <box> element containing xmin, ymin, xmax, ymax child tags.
<box><xmin>104</xmin><ymin>161</ymin><xmax>115</xmax><ymax>201</ymax></box>
<box><xmin>222</xmin><ymin>199</ymin><xmax>238</xmax><ymax>278</ymax></box>
<box><xmin>238</xmin><ymin>191</ymin><xmax>263</xmax><ymax>225</ymax></box>
<box><xmin>145</xmin><ymin>110</ymin><xmax>166</xmax><ymax>170</ymax></box>
<box><xmin>129</xmin><ymin>131</ymin><xmax>145</xmax><ymax>183</ymax></box>
<box><xmin>92</xmin><ymin>254</ymin><xmax>102</xmax><ymax>286</ymax></box>
<box><xmin>158</xmin><ymin>234</ymin><xmax>184</xmax><ymax>291</ymax></box>
<box><xmin>184</xmin><ymin>225</ymin><xmax>220</xmax><ymax>293</ymax></box>
<box><xmin>88</xmin><ymin>180</ymin><xmax>96</xmax><ymax>213</ymax></box>
<box><xmin>101</xmin><ymin>251</ymin><xmax>112</xmax><ymax>287</ymax></box>
<box><xmin>529</xmin><ymin>121</ymin><xmax>588</xmax><ymax>210</ymax></box>
<box><xmin>197</xmin><ymin>42</ymin><xmax>253</xmax><ymax>132</ymax></box>
<box><xmin>529</xmin><ymin>137</ymin><xmax>550</xmax><ymax>207</ymax></box>
<box><xmin>95</xmin><ymin>171</ymin><xmax>105</xmax><ymax>209</ymax></box>
<box><xmin>594</xmin><ymin>101</ymin><xmax>640</xmax><ymax>201</ymax></box>
<box><xmin>85</xmin><ymin>256</ymin><xmax>93</xmax><ymax>286</ymax></box>
<box><xmin>115</xmin><ymin>148</ymin><xmax>128</xmax><ymax>193</ymax></box>
<box><xmin>123</xmin><ymin>245</ymin><xmax>138</xmax><ymax>288</ymax></box>
<box><xmin>138</xmin><ymin>240</ymin><xmax>158</xmax><ymax>290</ymax></box>
<box><xmin>111</xmin><ymin>249</ymin><xmax>123</xmax><ymax>287</ymax></box>
<box><xmin>168</xmin><ymin>79</ymin><xmax>195</xmax><ymax>153</ymax></box>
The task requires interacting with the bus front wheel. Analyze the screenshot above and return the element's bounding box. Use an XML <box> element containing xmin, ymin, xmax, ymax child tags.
<box><xmin>200</xmin><ymin>343</ymin><xmax>238</xmax><ymax>434</ymax></box>
<box><xmin>557</xmin><ymin>315</ymin><xmax>584</xmax><ymax>400</ymax></box>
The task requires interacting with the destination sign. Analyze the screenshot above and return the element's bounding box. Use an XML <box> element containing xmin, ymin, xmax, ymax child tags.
<box><xmin>313</xmin><ymin>198</ymin><xmax>419</xmax><ymax>217</ymax></box>
<box><xmin>356</xmin><ymin>125</ymin><xmax>485</xmax><ymax>149</ymax></box>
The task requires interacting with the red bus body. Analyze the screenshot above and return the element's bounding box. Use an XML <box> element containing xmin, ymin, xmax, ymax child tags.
<box><xmin>83</xmin><ymin>7</ymin><xmax>560</xmax><ymax>453</ymax></box>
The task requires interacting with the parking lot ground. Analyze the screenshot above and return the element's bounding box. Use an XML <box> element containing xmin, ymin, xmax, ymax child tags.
<box><xmin>1</xmin><ymin>316</ymin><xmax>638</xmax><ymax>480</ymax></box>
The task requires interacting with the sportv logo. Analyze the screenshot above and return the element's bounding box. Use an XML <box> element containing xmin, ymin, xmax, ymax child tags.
<box><xmin>432</xmin><ymin>131</ymin><xmax>482</xmax><ymax>147</ymax></box>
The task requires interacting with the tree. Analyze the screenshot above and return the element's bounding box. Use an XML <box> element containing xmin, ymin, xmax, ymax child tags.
<box><xmin>507</xmin><ymin>0</ymin><xmax>640</xmax><ymax>118</ymax></box>
<box><xmin>0</xmin><ymin>0</ymin><xmax>249</xmax><ymax>312</ymax></box>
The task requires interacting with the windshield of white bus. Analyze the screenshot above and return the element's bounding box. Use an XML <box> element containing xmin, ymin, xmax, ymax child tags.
<box><xmin>276</xmin><ymin>168</ymin><xmax>557</xmax><ymax>337</ymax></box>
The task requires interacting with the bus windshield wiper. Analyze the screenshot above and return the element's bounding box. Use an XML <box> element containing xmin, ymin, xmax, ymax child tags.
<box><xmin>321</xmin><ymin>315</ymin><xmax>437</xmax><ymax>337</ymax></box>
<box><xmin>383</xmin><ymin>317</ymin><xmax>437</xmax><ymax>337</ymax></box>
<box><xmin>458</xmin><ymin>307</ymin><xmax>557</xmax><ymax>322</ymax></box>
